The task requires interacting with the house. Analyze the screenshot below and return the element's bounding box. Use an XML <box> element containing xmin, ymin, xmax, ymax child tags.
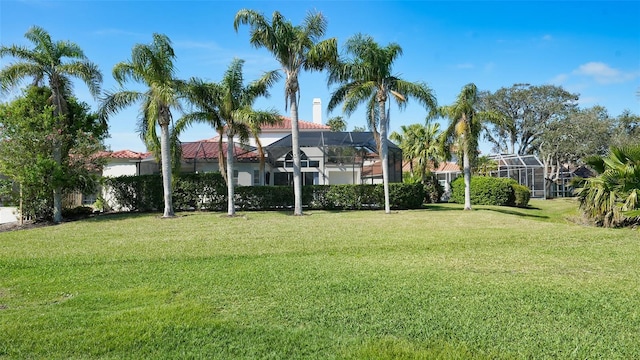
<box><xmin>100</xmin><ymin>99</ymin><xmax>403</xmax><ymax>188</ymax></box>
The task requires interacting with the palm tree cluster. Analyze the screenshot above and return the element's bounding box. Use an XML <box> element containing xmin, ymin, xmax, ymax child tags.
<box><xmin>2</xmin><ymin>11</ymin><xmax>520</xmax><ymax>221</ymax></box>
<box><xmin>574</xmin><ymin>146</ymin><xmax>640</xmax><ymax>227</ymax></box>
<box><xmin>0</xmin><ymin>26</ymin><xmax>102</xmax><ymax>223</ymax></box>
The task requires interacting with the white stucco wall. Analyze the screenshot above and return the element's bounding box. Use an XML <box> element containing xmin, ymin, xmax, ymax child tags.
<box><xmin>0</xmin><ymin>207</ymin><xmax>18</xmax><ymax>224</ymax></box>
<box><xmin>102</xmin><ymin>161</ymin><xmax>138</xmax><ymax>177</ymax></box>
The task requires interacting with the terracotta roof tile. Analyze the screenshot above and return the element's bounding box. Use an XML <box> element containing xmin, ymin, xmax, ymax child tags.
<box><xmin>260</xmin><ymin>117</ymin><xmax>330</xmax><ymax>131</ymax></box>
<box><xmin>180</xmin><ymin>140</ymin><xmax>258</xmax><ymax>160</ymax></box>
<box><xmin>98</xmin><ymin>150</ymin><xmax>150</xmax><ymax>160</ymax></box>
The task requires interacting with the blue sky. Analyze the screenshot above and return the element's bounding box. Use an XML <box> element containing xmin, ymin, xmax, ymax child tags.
<box><xmin>2</xmin><ymin>0</ymin><xmax>639</xmax><ymax>154</ymax></box>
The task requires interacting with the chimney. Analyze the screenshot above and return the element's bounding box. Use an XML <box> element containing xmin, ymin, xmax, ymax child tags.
<box><xmin>312</xmin><ymin>98</ymin><xmax>322</xmax><ymax>125</ymax></box>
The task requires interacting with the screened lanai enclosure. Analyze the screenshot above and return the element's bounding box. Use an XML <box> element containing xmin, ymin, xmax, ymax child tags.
<box><xmin>264</xmin><ymin>131</ymin><xmax>403</xmax><ymax>186</ymax></box>
<box><xmin>487</xmin><ymin>153</ymin><xmax>545</xmax><ymax>198</ymax></box>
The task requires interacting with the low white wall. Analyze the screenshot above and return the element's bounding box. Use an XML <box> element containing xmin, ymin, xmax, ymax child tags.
<box><xmin>0</xmin><ymin>207</ymin><xmax>19</xmax><ymax>224</ymax></box>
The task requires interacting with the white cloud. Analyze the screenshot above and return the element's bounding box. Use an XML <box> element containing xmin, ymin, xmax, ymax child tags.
<box><xmin>541</xmin><ymin>34</ymin><xmax>553</xmax><ymax>41</ymax></box>
<box><xmin>549</xmin><ymin>73</ymin><xmax>568</xmax><ymax>85</ymax></box>
<box><xmin>573</xmin><ymin>62</ymin><xmax>638</xmax><ymax>84</ymax></box>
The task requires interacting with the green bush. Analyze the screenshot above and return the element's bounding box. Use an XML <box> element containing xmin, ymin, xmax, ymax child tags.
<box><xmin>104</xmin><ymin>173</ymin><xmax>429</xmax><ymax>212</ymax></box>
<box><xmin>512</xmin><ymin>183</ymin><xmax>531</xmax><ymax>207</ymax></box>
<box><xmin>423</xmin><ymin>176</ymin><xmax>444</xmax><ymax>204</ymax></box>
<box><xmin>62</xmin><ymin>206</ymin><xmax>94</xmax><ymax>219</ymax></box>
<box><xmin>451</xmin><ymin>176</ymin><xmax>530</xmax><ymax>207</ymax></box>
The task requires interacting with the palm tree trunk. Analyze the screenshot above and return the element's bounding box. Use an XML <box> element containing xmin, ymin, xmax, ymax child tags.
<box><xmin>160</xmin><ymin>123</ymin><xmax>174</xmax><ymax>217</ymax></box>
<box><xmin>379</xmin><ymin>100</ymin><xmax>390</xmax><ymax>214</ymax></box>
<box><xmin>217</xmin><ymin>129</ymin><xmax>227</xmax><ymax>184</ymax></box>
<box><xmin>463</xmin><ymin>145</ymin><xmax>472</xmax><ymax>211</ymax></box>
<box><xmin>256</xmin><ymin>139</ymin><xmax>265</xmax><ymax>186</ymax></box>
<box><xmin>291</xmin><ymin>98</ymin><xmax>303</xmax><ymax>215</ymax></box>
<box><xmin>226</xmin><ymin>134</ymin><xmax>236</xmax><ymax>216</ymax></box>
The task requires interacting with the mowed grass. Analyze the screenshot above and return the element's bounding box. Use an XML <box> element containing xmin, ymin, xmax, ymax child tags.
<box><xmin>1</xmin><ymin>199</ymin><xmax>639</xmax><ymax>359</ymax></box>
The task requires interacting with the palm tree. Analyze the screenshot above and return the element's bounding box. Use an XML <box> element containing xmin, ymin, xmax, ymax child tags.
<box><xmin>178</xmin><ymin>58</ymin><xmax>280</xmax><ymax>216</ymax></box>
<box><xmin>440</xmin><ymin>83</ymin><xmax>499</xmax><ymax>210</ymax></box>
<box><xmin>328</xmin><ymin>34</ymin><xmax>437</xmax><ymax>213</ymax></box>
<box><xmin>0</xmin><ymin>26</ymin><xmax>102</xmax><ymax>223</ymax></box>
<box><xmin>390</xmin><ymin>121</ymin><xmax>442</xmax><ymax>183</ymax></box>
<box><xmin>247</xmin><ymin>113</ymin><xmax>283</xmax><ymax>186</ymax></box>
<box><xmin>99</xmin><ymin>33</ymin><xmax>181</xmax><ymax>218</ymax></box>
<box><xmin>234</xmin><ymin>9</ymin><xmax>338</xmax><ymax>215</ymax></box>
<box><xmin>575</xmin><ymin>145</ymin><xmax>640</xmax><ymax>227</ymax></box>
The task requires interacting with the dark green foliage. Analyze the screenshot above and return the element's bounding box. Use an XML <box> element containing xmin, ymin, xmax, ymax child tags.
<box><xmin>173</xmin><ymin>173</ymin><xmax>227</xmax><ymax>211</ymax></box>
<box><xmin>388</xmin><ymin>183</ymin><xmax>426</xmax><ymax>209</ymax></box>
<box><xmin>61</xmin><ymin>206</ymin><xmax>94</xmax><ymax>219</ymax></box>
<box><xmin>235</xmin><ymin>186</ymin><xmax>295</xmax><ymax>210</ymax></box>
<box><xmin>105</xmin><ymin>173</ymin><xmax>429</xmax><ymax>212</ymax></box>
<box><xmin>423</xmin><ymin>177</ymin><xmax>444</xmax><ymax>204</ymax></box>
<box><xmin>450</xmin><ymin>176</ymin><xmax>530</xmax><ymax>207</ymax></box>
<box><xmin>104</xmin><ymin>175</ymin><xmax>164</xmax><ymax>212</ymax></box>
<box><xmin>0</xmin><ymin>178</ymin><xmax>17</xmax><ymax>206</ymax></box>
<box><xmin>0</xmin><ymin>86</ymin><xmax>107</xmax><ymax>220</ymax></box>
<box><xmin>512</xmin><ymin>183</ymin><xmax>531</xmax><ymax>208</ymax></box>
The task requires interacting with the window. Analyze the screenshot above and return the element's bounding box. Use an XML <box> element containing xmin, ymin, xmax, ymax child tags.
<box><xmin>233</xmin><ymin>170</ymin><xmax>239</xmax><ymax>185</ymax></box>
<box><xmin>273</xmin><ymin>172</ymin><xmax>318</xmax><ymax>186</ymax></box>
<box><xmin>253</xmin><ymin>170</ymin><xmax>260</xmax><ymax>185</ymax></box>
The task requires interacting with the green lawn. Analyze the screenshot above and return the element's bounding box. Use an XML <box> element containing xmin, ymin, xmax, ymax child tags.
<box><xmin>1</xmin><ymin>199</ymin><xmax>639</xmax><ymax>359</ymax></box>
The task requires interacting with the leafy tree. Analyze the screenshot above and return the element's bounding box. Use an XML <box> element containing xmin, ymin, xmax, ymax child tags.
<box><xmin>480</xmin><ymin>84</ymin><xmax>578</xmax><ymax>155</ymax></box>
<box><xmin>328</xmin><ymin>34</ymin><xmax>437</xmax><ymax>213</ymax></box>
<box><xmin>611</xmin><ymin>109</ymin><xmax>640</xmax><ymax>148</ymax></box>
<box><xmin>574</xmin><ymin>145</ymin><xmax>640</xmax><ymax>227</ymax></box>
<box><xmin>0</xmin><ymin>86</ymin><xmax>106</xmax><ymax>221</ymax></box>
<box><xmin>352</xmin><ymin>125</ymin><xmax>367</xmax><ymax>132</ymax></box>
<box><xmin>327</xmin><ymin>116</ymin><xmax>347</xmax><ymax>132</ymax></box>
<box><xmin>99</xmin><ymin>33</ymin><xmax>182</xmax><ymax>218</ymax></box>
<box><xmin>0</xmin><ymin>26</ymin><xmax>103</xmax><ymax>223</ymax></box>
<box><xmin>178</xmin><ymin>58</ymin><xmax>279</xmax><ymax>216</ymax></box>
<box><xmin>538</xmin><ymin>106</ymin><xmax>613</xmax><ymax>197</ymax></box>
<box><xmin>440</xmin><ymin>83</ymin><xmax>500</xmax><ymax>210</ymax></box>
<box><xmin>235</xmin><ymin>9</ymin><xmax>338</xmax><ymax>216</ymax></box>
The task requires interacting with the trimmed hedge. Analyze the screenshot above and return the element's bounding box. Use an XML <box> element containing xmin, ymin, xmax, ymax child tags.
<box><xmin>104</xmin><ymin>173</ymin><xmax>430</xmax><ymax>212</ymax></box>
<box><xmin>450</xmin><ymin>176</ymin><xmax>531</xmax><ymax>207</ymax></box>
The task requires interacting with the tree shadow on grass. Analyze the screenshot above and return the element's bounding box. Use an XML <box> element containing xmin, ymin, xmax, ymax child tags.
<box><xmin>478</xmin><ymin>207</ymin><xmax>549</xmax><ymax>219</ymax></box>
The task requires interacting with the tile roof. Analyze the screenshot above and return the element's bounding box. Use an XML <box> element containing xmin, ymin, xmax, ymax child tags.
<box><xmin>98</xmin><ymin>150</ymin><xmax>150</xmax><ymax>160</ymax></box>
<box><xmin>260</xmin><ymin>117</ymin><xmax>330</xmax><ymax>131</ymax></box>
<box><xmin>180</xmin><ymin>140</ymin><xmax>258</xmax><ymax>160</ymax></box>
<box><xmin>401</xmin><ymin>160</ymin><xmax>461</xmax><ymax>173</ymax></box>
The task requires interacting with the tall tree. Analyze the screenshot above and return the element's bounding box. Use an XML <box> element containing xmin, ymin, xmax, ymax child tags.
<box><xmin>538</xmin><ymin>106</ymin><xmax>613</xmax><ymax>197</ymax></box>
<box><xmin>234</xmin><ymin>9</ymin><xmax>338</xmax><ymax>215</ymax></box>
<box><xmin>480</xmin><ymin>84</ymin><xmax>578</xmax><ymax>155</ymax></box>
<box><xmin>0</xmin><ymin>26</ymin><xmax>103</xmax><ymax>223</ymax></box>
<box><xmin>328</xmin><ymin>34</ymin><xmax>437</xmax><ymax>213</ymax></box>
<box><xmin>0</xmin><ymin>86</ymin><xmax>107</xmax><ymax>221</ymax></box>
<box><xmin>440</xmin><ymin>83</ymin><xmax>499</xmax><ymax>210</ymax></box>
<box><xmin>178</xmin><ymin>58</ymin><xmax>279</xmax><ymax>215</ymax></box>
<box><xmin>99</xmin><ymin>34</ymin><xmax>182</xmax><ymax>218</ymax></box>
<box><xmin>611</xmin><ymin>109</ymin><xmax>640</xmax><ymax>148</ymax></box>
<box><xmin>390</xmin><ymin>121</ymin><xmax>443</xmax><ymax>182</ymax></box>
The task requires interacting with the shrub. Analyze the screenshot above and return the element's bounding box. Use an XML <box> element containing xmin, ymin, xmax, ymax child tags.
<box><xmin>62</xmin><ymin>206</ymin><xmax>94</xmax><ymax>220</ymax></box>
<box><xmin>512</xmin><ymin>183</ymin><xmax>531</xmax><ymax>207</ymax></box>
<box><xmin>450</xmin><ymin>176</ymin><xmax>522</xmax><ymax>207</ymax></box>
<box><xmin>104</xmin><ymin>173</ymin><xmax>428</xmax><ymax>212</ymax></box>
<box><xmin>423</xmin><ymin>176</ymin><xmax>443</xmax><ymax>204</ymax></box>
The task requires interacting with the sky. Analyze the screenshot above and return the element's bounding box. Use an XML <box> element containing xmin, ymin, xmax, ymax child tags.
<box><xmin>1</xmin><ymin>0</ymin><xmax>639</xmax><ymax>154</ymax></box>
